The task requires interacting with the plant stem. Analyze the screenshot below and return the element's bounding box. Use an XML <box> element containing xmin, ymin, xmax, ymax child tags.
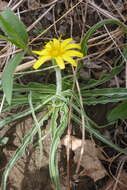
<box><xmin>55</xmin><ymin>67</ymin><xmax>62</xmax><ymax>95</ymax></box>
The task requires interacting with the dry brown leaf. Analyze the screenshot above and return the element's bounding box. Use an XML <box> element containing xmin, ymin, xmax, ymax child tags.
<box><xmin>61</xmin><ymin>135</ymin><xmax>107</xmax><ymax>182</ymax></box>
<box><xmin>28</xmin><ymin>0</ymin><xmax>41</xmax><ymax>9</ymax></box>
<box><xmin>74</xmin><ymin>140</ymin><xmax>107</xmax><ymax>182</ymax></box>
<box><xmin>101</xmin><ymin>170</ymin><xmax>127</xmax><ymax>190</ymax></box>
<box><xmin>0</xmin><ymin>1</ymin><xmax>8</xmax><ymax>12</ymax></box>
<box><xmin>61</xmin><ymin>135</ymin><xmax>82</xmax><ymax>151</ymax></box>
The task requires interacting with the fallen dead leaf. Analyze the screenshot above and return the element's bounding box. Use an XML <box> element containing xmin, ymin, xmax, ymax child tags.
<box><xmin>28</xmin><ymin>0</ymin><xmax>41</xmax><ymax>9</ymax></box>
<box><xmin>61</xmin><ymin>135</ymin><xmax>107</xmax><ymax>182</ymax></box>
<box><xmin>61</xmin><ymin>135</ymin><xmax>82</xmax><ymax>151</ymax></box>
<box><xmin>0</xmin><ymin>1</ymin><xmax>8</xmax><ymax>12</ymax></box>
<box><xmin>101</xmin><ymin>170</ymin><xmax>127</xmax><ymax>190</ymax></box>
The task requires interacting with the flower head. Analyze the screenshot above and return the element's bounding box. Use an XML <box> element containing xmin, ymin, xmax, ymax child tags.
<box><xmin>32</xmin><ymin>38</ymin><xmax>83</xmax><ymax>69</ymax></box>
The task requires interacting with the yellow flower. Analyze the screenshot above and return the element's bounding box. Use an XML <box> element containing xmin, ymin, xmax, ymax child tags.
<box><xmin>32</xmin><ymin>38</ymin><xmax>83</xmax><ymax>69</ymax></box>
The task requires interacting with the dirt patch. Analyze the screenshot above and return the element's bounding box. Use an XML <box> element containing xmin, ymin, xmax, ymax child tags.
<box><xmin>1</xmin><ymin>115</ymin><xmax>53</xmax><ymax>189</ymax></box>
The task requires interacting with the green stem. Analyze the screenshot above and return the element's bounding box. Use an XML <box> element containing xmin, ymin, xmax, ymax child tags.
<box><xmin>55</xmin><ymin>67</ymin><xmax>62</xmax><ymax>95</ymax></box>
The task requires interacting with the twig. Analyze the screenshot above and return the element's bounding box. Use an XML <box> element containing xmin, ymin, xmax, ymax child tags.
<box><xmin>30</xmin><ymin>0</ymin><xmax>83</xmax><ymax>44</ymax></box>
<box><xmin>27</xmin><ymin>5</ymin><xmax>55</xmax><ymax>32</ymax></box>
<box><xmin>11</xmin><ymin>0</ymin><xmax>27</xmax><ymax>11</ymax></box>
<box><xmin>72</xmin><ymin>67</ymin><xmax>85</xmax><ymax>174</ymax></box>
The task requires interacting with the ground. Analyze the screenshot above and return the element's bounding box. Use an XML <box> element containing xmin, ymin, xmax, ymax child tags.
<box><xmin>0</xmin><ymin>0</ymin><xmax>127</xmax><ymax>189</ymax></box>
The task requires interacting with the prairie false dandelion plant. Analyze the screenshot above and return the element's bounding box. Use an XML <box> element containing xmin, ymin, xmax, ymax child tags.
<box><xmin>33</xmin><ymin>39</ymin><xmax>83</xmax><ymax>188</ymax></box>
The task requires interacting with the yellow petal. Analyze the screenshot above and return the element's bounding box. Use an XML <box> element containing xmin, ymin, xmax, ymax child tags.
<box><xmin>62</xmin><ymin>55</ymin><xmax>77</xmax><ymax>66</ymax></box>
<box><xmin>53</xmin><ymin>38</ymin><xmax>60</xmax><ymax>48</ymax></box>
<box><xmin>45</xmin><ymin>41</ymin><xmax>52</xmax><ymax>49</ymax></box>
<box><xmin>63</xmin><ymin>43</ymin><xmax>81</xmax><ymax>50</ymax></box>
<box><xmin>32</xmin><ymin>50</ymin><xmax>42</xmax><ymax>55</ymax></box>
<box><xmin>64</xmin><ymin>50</ymin><xmax>83</xmax><ymax>58</ymax></box>
<box><xmin>33</xmin><ymin>56</ymin><xmax>50</xmax><ymax>69</ymax></box>
<box><xmin>61</xmin><ymin>38</ymin><xmax>73</xmax><ymax>48</ymax></box>
<box><xmin>32</xmin><ymin>49</ymin><xmax>48</xmax><ymax>56</ymax></box>
<box><xmin>55</xmin><ymin>57</ymin><xmax>65</xmax><ymax>69</ymax></box>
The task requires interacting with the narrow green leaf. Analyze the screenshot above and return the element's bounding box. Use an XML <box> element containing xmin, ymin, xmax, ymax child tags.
<box><xmin>0</xmin><ymin>137</ymin><xmax>8</xmax><ymax>146</ymax></box>
<box><xmin>0</xmin><ymin>15</ymin><xmax>18</xmax><ymax>38</ymax></box>
<box><xmin>81</xmin><ymin>65</ymin><xmax>123</xmax><ymax>89</ymax></box>
<box><xmin>81</xmin><ymin>19</ymin><xmax>127</xmax><ymax>55</ymax></box>
<box><xmin>68</xmin><ymin>97</ymin><xmax>127</xmax><ymax>154</ymax></box>
<box><xmin>49</xmin><ymin>103</ymin><xmax>68</xmax><ymax>190</ymax></box>
<box><xmin>0</xmin><ymin>8</ymin><xmax>28</xmax><ymax>49</ymax></box>
<box><xmin>82</xmin><ymin>88</ymin><xmax>127</xmax><ymax>105</ymax></box>
<box><xmin>2</xmin><ymin>52</ymin><xmax>24</xmax><ymax>104</ymax></box>
<box><xmin>50</xmin><ymin>107</ymin><xmax>59</xmax><ymax>137</ymax></box>
<box><xmin>0</xmin><ymin>34</ymin><xmax>26</xmax><ymax>48</ymax></box>
<box><xmin>123</xmin><ymin>46</ymin><xmax>127</xmax><ymax>59</ymax></box>
<box><xmin>12</xmin><ymin>83</ymin><xmax>56</xmax><ymax>93</ymax></box>
<box><xmin>0</xmin><ymin>34</ymin><xmax>10</xmax><ymax>41</ymax></box>
<box><xmin>1</xmin><ymin>8</ymin><xmax>28</xmax><ymax>45</ymax></box>
<box><xmin>72</xmin><ymin>114</ymin><xmax>127</xmax><ymax>155</ymax></box>
<box><xmin>107</xmin><ymin>101</ymin><xmax>127</xmax><ymax>121</ymax></box>
<box><xmin>83</xmin><ymin>88</ymin><xmax>127</xmax><ymax>97</ymax></box>
<box><xmin>0</xmin><ymin>95</ymin><xmax>54</xmax><ymax>129</ymax></box>
<box><xmin>83</xmin><ymin>95</ymin><xmax>127</xmax><ymax>105</ymax></box>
